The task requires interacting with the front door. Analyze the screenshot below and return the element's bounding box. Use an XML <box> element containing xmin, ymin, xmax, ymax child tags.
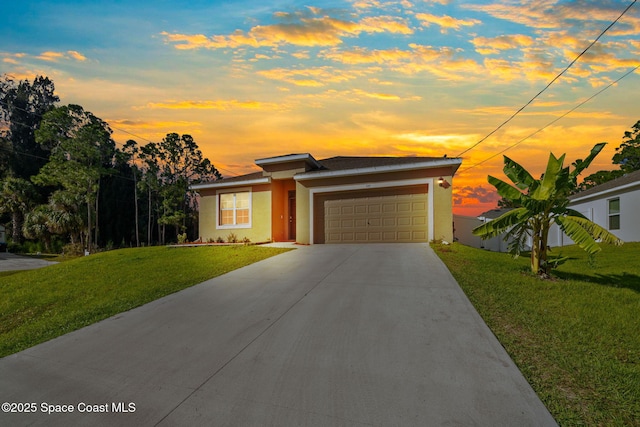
<box><xmin>288</xmin><ymin>191</ymin><xmax>296</xmax><ymax>240</ymax></box>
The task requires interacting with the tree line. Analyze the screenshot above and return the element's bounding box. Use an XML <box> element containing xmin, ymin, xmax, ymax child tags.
<box><xmin>0</xmin><ymin>75</ymin><xmax>221</xmax><ymax>253</ymax></box>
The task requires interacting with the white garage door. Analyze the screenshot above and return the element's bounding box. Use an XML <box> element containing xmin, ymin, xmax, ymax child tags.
<box><xmin>324</xmin><ymin>193</ymin><xmax>428</xmax><ymax>243</ymax></box>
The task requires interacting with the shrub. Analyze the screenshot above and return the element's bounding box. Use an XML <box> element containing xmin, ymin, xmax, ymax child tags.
<box><xmin>226</xmin><ymin>232</ymin><xmax>238</xmax><ymax>243</ymax></box>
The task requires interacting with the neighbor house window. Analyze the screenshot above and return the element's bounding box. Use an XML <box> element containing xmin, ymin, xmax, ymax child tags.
<box><xmin>608</xmin><ymin>198</ymin><xmax>620</xmax><ymax>230</ymax></box>
<box><xmin>219</xmin><ymin>191</ymin><xmax>251</xmax><ymax>227</ymax></box>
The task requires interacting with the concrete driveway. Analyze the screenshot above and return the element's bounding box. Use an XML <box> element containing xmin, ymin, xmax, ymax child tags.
<box><xmin>0</xmin><ymin>252</ymin><xmax>58</xmax><ymax>271</ymax></box>
<box><xmin>0</xmin><ymin>244</ymin><xmax>557</xmax><ymax>426</ymax></box>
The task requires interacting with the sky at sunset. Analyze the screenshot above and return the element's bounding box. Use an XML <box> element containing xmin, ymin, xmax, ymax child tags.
<box><xmin>2</xmin><ymin>0</ymin><xmax>639</xmax><ymax>216</ymax></box>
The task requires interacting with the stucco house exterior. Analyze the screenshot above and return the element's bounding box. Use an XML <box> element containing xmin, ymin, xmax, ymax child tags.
<box><xmin>192</xmin><ymin>153</ymin><xmax>462</xmax><ymax>244</ymax></box>
<box><xmin>567</xmin><ymin>169</ymin><xmax>640</xmax><ymax>243</ymax></box>
<box><xmin>453</xmin><ymin>169</ymin><xmax>640</xmax><ymax>251</ymax></box>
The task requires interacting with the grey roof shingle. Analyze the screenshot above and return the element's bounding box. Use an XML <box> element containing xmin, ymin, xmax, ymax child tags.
<box><xmin>317</xmin><ymin>156</ymin><xmax>445</xmax><ymax>171</ymax></box>
<box><xmin>570</xmin><ymin>169</ymin><xmax>640</xmax><ymax>200</ymax></box>
<box><xmin>208</xmin><ymin>155</ymin><xmax>452</xmax><ymax>185</ymax></box>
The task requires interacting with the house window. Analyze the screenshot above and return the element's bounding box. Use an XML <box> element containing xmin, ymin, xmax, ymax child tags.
<box><xmin>219</xmin><ymin>191</ymin><xmax>251</xmax><ymax>228</ymax></box>
<box><xmin>608</xmin><ymin>198</ymin><xmax>620</xmax><ymax>230</ymax></box>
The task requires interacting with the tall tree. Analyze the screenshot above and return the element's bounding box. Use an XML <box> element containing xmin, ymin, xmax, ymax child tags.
<box><xmin>138</xmin><ymin>142</ymin><xmax>161</xmax><ymax>245</ymax></box>
<box><xmin>154</xmin><ymin>133</ymin><xmax>221</xmax><ymax>243</ymax></box>
<box><xmin>33</xmin><ymin>104</ymin><xmax>115</xmax><ymax>251</ymax></box>
<box><xmin>120</xmin><ymin>139</ymin><xmax>141</xmax><ymax>247</ymax></box>
<box><xmin>0</xmin><ymin>75</ymin><xmax>59</xmax><ymax>179</ymax></box>
<box><xmin>579</xmin><ymin>120</ymin><xmax>640</xmax><ymax>191</ymax></box>
<box><xmin>612</xmin><ymin>119</ymin><xmax>640</xmax><ymax>173</ymax></box>
<box><xmin>473</xmin><ymin>143</ymin><xmax>622</xmax><ymax>277</ymax></box>
<box><xmin>0</xmin><ymin>177</ymin><xmax>38</xmax><ymax>243</ymax></box>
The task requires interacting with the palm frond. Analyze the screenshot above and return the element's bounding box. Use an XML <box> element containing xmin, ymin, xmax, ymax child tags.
<box><xmin>473</xmin><ymin>207</ymin><xmax>529</xmax><ymax>239</ymax></box>
<box><xmin>531</xmin><ymin>152</ymin><xmax>564</xmax><ymax>200</ymax></box>
<box><xmin>488</xmin><ymin>175</ymin><xmax>523</xmax><ymax>201</ymax></box>
<box><xmin>571</xmin><ymin>143</ymin><xmax>606</xmax><ymax>178</ymax></box>
<box><xmin>503</xmin><ymin>156</ymin><xmax>535</xmax><ymax>190</ymax></box>
<box><xmin>556</xmin><ymin>215</ymin><xmax>623</xmax><ymax>255</ymax></box>
<box><xmin>504</xmin><ymin>222</ymin><xmax>530</xmax><ymax>258</ymax></box>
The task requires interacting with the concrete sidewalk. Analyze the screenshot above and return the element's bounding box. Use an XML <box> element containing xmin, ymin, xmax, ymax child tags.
<box><xmin>0</xmin><ymin>244</ymin><xmax>557</xmax><ymax>426</ymax></box>
<box><xmin>0</xmin><ymin>252</ymin><xmax>58</xmax><ymax>271</ymax></box>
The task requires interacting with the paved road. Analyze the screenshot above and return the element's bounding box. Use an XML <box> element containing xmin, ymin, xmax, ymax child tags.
<box><xmin>0</xmin><ymin>252</ymin><xmax>57</xmax><ymax>271</ymax></box>
<box><xmin>0</xmin><ymin>244</ymin><xmax>557</xmax><ymax>426</ymax></box>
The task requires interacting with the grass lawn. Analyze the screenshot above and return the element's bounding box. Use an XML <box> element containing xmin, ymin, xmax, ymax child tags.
<box><xmin>432</xmin><ymin>242</ymin><xmax>640</xmax><ymax>427</ymax></box>
<box><xmin>0</xmin><ymin>245</ymin><xmax>290</xmax><ymax>358</ymax></box>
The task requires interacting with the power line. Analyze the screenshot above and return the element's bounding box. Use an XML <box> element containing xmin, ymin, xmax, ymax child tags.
<box><xmin>456</xmin><ymin>0</ymin><xmax>637</xmax><ymax>158</ymax></box>
<box><xmin>457</xmin><ymin>64</ymin><xmax>640</xmax><ymax>175</ymax></box>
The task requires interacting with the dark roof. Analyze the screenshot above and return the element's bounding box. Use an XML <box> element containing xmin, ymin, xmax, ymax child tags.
<box><xmin>477</xmin><ymin>208</ymin><xmax>513</xmax><ymax>219</ymax></box>
<box><xmin>199</xmin><ymin>154</ymin><xmax>459</xmax><ymax>187</ymax></box>
<box><xmin>570</xmin><ymin>169</ymin><xmax>640</xmax><ymax>200</ymax></box>
<box><xmin>211</xmin><ymin>171</ymin><xmax>264</xmax><ymax>184</ymax></box>
<box><xmin>317</xmin><ymin>156</ymin><xmax>446</xmax><ymax>171</ymax></box>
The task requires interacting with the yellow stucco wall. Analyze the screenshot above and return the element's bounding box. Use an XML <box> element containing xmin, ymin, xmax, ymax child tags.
<box><xmin>432</xmin><ymin>175</ymin><xmax>454</xmax><ymax>242</ymax></box>
<box><xmin>197</xmin><ymin>188</ymin><xmax>272</xmax><ymax>243</ymax></box>
<box><xmin>295</xmin><ymin>181</ymin><xmax>311</xmax><ymax>244</ymax></box>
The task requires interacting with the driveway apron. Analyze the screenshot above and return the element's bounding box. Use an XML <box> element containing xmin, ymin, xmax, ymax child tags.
<box><xmin>0</xmin><ymin>244</ymin><xmax>557</xmax><ymax>426</ymax></box>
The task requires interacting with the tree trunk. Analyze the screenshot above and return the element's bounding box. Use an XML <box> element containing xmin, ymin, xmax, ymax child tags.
<box><xmin>531</xmin><ymin>234</ymin><xmax>540</xmax><ymax>275</ymax></box>
<box><xmin>148</xmin><ymin>188</ymin><xmax>153</xmax><ymax>245</ymax></box>
<box><xmin>87</xmin><ymin>199</ymin><xmax>92</xmax><ymax>253</ymax></box>
<box><xmin>133</xmin><ymin>171</ymin><xmax>139</xmax><ymax>247</ymax></box>
<box><xmin>94</xmin><ymin>183</ymin><xmax>100</xmax><ymax>247</ymax></box>
<box><xmin>11</xmin><ymin>211</ymin><xmax>22</xmax><ymax>244</ymax></box>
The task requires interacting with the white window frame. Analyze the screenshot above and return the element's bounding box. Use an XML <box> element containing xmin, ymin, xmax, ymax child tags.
<box><xmin>216</xmin><ymin>188</ymin><xmax>252</xmax><ymax>229</ymax></box>
<box><xmin>607</xmin><ymin>197</ymin><xmax>620</xmax><ymax>230</ymax></box>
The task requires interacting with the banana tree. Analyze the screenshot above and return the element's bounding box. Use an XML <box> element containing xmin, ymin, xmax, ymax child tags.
<box><xmin>473</xmin><ymin>143</ymin><xmax>623</xmax><ymax>276</ymax></box>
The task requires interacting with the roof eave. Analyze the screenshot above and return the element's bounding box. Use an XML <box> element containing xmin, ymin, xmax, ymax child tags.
<box><xmin>255</xmin><ymin>153</ymin><xmax>323</xmax><ymax>169</ymax></box>
<box><xmin>294</xmin><ymin>158</ymin><xmax>462</xmax><ymax>181</ymax></box>
<box><xmin>190</xmin><ymin>177</ymin><xmax>271</xmax><ymax>190</ymax></box>
<box><xmin>569</xmin><ymin>181</ymin><xmax>640</xmax><ymax>203</ymax></box>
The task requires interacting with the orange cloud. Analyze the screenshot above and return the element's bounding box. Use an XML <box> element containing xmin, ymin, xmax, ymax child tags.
<box><xmin>320</xmin><ymin>46</ymin><xmax>414</xmax><ymax>64</ymax></box>
<box><xmin>108</xmin><ymin>119</ymin><xmax>202</xmax><ymax>129</ymax></box>
<box><xmin>162</xmin><ymin>13</ymin><xmax>413</xmax><ymax>50</ymax></box>
<box><xmin>36</xmin><ymin>51</ymin><xmax>65</xmax><ymax>61</ymax></box>
<box><xmin>257</xmin><ymin>66</ymin><xmax>378</xmax><ymax>86</ymax></box>
<box><xmin>66</xmin><ymin>50</ymin><xmax>87</xmax><ymax>61</ymax></box>
<box><xmin>143</xmin><ymin>99</ymin><xmax>282</xmax><ymax>111</ymax></box>
<box><xmin>472</xmin><ymin>34</ymin><xmax>534</xmax><ymax>55</ymax></box>
<box><xmin>35</xmin><ymin>50</ymin><xmax>87</xmax><ymax>62</ymax></box>
<box><xmin>357</xmin><ymin>16</ymin><xmax>413</xmax><ymax>35</ymax></box>
<box><xmin>393</xmin><ymin>45</ymin><xmax>484</xmax><ymax>80</ymax></box>
<box><xmin>415</xmin><ymin>12</ymin><xmax>480</xmax><ymax>32</ymax></box>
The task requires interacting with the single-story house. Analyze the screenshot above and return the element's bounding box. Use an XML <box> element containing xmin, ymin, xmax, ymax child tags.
<box><xmin>192</xmin><ymin>153</ymin><xmax>462</xmax><ymax>244</ymax></box>
<box><xmin>567</xmin><ymin>169</ymin><xmax>640</xmax><ymax>243</ymax></box>
<box><xmin>453</xmin><ymin>169</ymin><xmax>640</xmax><ymax>251</ymax></box>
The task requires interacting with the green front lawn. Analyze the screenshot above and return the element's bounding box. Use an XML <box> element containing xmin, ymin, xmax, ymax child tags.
<box><xmin>0</xmin><ymin>245</ymin><xmax>290</xmax><ymax>358</ymax></box>
<box><xmin>433</xmin><ymin>242</ymin><xmax>640</xmax><ymax>426</ymax></box>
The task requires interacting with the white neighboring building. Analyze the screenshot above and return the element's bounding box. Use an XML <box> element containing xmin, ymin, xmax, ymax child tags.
<box><xmin>453</xmin><ymin>169</ymin><xmax>640</xmax><ymax>252</ymax></box>
<box><xmin>567</xmin><ymin>169</ymin><xmax>640</xmax><ymax>243</ymax></box>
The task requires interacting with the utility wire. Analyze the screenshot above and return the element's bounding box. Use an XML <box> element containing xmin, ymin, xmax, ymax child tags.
<box><xmin>457</xmin><ymin>64</ymin><xmax>640</xmax><ymax>175</ymax></box>
<box><xmin>456</xmin><ymin>0</ymin><xmax>637</xmax><ymax>158</ymax></box>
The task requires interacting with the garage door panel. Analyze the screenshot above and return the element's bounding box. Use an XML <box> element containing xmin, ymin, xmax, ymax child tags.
<box><xmin>368</xmin><ymin>204</ymin><xmax>381</xmax><ymax>214</ymax></box>
<box><xmin>324</xmin><ymin>193</ymin><xmax>428</xmax><ymax>243</ymax></box>
<box><xmin>397</xmin><ymin>202</ymin><xmax>411</xmax><ymax>212</ymax></box>
<box><xmin>397</xmin><ymin>217</ymin><xmax>411</xmax><ymax>226</ymax></box>
<box><xmin>327</xmin><ymin>206</ymin><xmax>341</xmax><ymax>216</ymax></box>
<box><xmin>413</xmin><ymin>217</ymin><xmax>426</xmax><ymax>226</ymax></box>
